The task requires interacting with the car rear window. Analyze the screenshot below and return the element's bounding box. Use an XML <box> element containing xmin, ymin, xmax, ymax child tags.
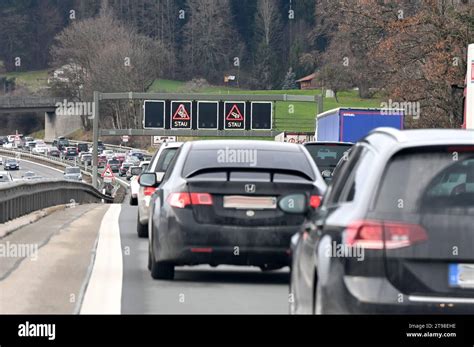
<box><xmin>304</xmin><ymin>144</ymin><xmax>352</xmax><ymax>168</ymax></box>
<box><xmin>182</xmin><ymin>147</ymin><xmax>315</xmax><ymax>180</ymax></box>
<box><xmin>374</xmin><ymin>146</ymin><xmax>474</xmax><ymax>214</ymax></box>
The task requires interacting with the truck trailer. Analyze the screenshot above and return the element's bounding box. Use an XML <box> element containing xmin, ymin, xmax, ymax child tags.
<box><xmin>315</xmin><ymin>107</ymin><xmax>404</xmax><ymax>143</ymax></box>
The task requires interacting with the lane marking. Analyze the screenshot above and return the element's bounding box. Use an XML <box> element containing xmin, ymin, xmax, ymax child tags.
<box><xmin>80</xmin><ymin>204</ymin><xmax>123</xmax><ymax>314</ymax></box>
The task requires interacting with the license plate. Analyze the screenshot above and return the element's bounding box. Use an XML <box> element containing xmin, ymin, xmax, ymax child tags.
<box><xmin>223</xmin><ymin>196</ymin><xmax>276</xmax><ymax>210</ymax></box>
<box><xmin>449</xmin><ymin>263</ymin><xmax>474</xmax><ymax>288</ymax></box>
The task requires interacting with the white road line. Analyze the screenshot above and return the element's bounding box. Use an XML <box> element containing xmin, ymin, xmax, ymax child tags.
<box><xmin>80</xmin><ymin>204</ymin><xmax>123</xmax><ymax>314</ymax></box>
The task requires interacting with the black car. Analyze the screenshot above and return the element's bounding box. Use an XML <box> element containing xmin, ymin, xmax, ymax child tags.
<box><xmin>290</xmin><ymin>128</ymin><xmax>474</xmax><ymax>314</ymax></box>
<box><xmin>57</xmin><ymin>137</ymin><xmax>70</xmax><ymax>151</ymax></box>
<box><xmin>97</xmin><ymin>141</ymin><xmax>105</xmax><ymax>153</ymax></box>
<box><xmin>4</xmin><ymin>158</ymin><xmax>20</xmax><ymax>170</ymax></box>
<box><xmin>141</xmin><ymin>140</ymin><xmax>327</xmax><ymax>280</ymax></box>
<box><xmin>304</xmin><ymin>142</ymin><xmax>353</xmax><ymax>183</ymax></box>
<box><xmin>77</xmin><ymin>143</ymin><xmax>89</xmax><ymax>153</ymax></box>
<box><xmin>108</xmin><ymin>159</ymin><xmax>121</xmax><ymax>173</ymax></box>
<box><xmin>64</xmin><ymin>147</ymin><xmax>78</xmax><ymax>159</ymax></box>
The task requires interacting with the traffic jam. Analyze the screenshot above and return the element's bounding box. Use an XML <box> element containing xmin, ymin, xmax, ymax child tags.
<box><xmin>2</xmin><ymin>97</ymin><xmax>474</xmax><ymax>316</ymax></box>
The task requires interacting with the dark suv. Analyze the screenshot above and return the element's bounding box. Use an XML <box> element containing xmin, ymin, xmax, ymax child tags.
<box><xmin>290</xmin><ymin>128</ymin><xmax>474</xmax><ymax>314</ymax></box>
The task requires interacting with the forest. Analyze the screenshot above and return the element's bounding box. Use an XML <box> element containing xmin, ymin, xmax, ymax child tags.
<box><xmin>0</xmin><ymin>0</ymin><xmax>472</xmax><ymax>128</ymax></box>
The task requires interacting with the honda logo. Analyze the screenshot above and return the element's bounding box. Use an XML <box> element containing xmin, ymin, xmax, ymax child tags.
<box><xmin>245</xmin><ymin>184</ymin><xmax>256</xmax><ymax>193</ymax></box>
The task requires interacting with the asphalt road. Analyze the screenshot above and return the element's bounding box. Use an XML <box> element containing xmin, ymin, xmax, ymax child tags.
<box><xmin>1</xmin><ymin>157</ymin><xmax>64</xmax><ymax>180</ymax></box>
<box><xmin>119</xmin><ymin>202</ymin><xmax>290</xmax><ymax>314</ymax></box>
<box><xmin>1</xmin><ymin>158</ymin><xmax>291</xmax><ymax>314</ymax></box>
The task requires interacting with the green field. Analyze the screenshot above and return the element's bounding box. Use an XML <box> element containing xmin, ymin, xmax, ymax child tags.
<box><xmin>2</xmin><ymin>69</ymin><xmax>50</xmax><ymax>93</ymax></box>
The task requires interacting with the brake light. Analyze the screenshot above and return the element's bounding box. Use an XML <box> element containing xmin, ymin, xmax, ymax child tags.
<box><xmin>144</xmin><ymin>187</ymin><xmax>157</xmax><ymax>196</ymax></box>
<box><xmin>345</xmin><ymin>220</ymin><xmax>428</xmax><ymax>249</ymax></box>
<box><xmin>309</xmin><ymin>195</ymin><xmax>322</xmax><ymax>208</ymax></box>
<box><xmin>167</xmin><ymin>192</ymin><xmax>213</xmax><ymax>208</ymax></box>
<box><xmin>190</xmin><ymin>193</ymin><xmax>213</xmax><ymax>205</ymax></box>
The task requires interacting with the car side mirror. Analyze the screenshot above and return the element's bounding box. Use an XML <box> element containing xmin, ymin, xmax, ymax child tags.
<box><xmin>278</xmin><ymin>194</ymin><xmax>308</xmax><ymax>214</ymax></box>
<box><xmin>139</xmin><ymin>172</ymin><xmax>158</xmax><ymax>187</ymax></box>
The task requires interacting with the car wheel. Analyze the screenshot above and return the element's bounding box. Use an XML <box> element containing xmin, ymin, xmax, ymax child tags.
<box><xmin>136</xmin><ymin>212</ymin><xmax>148</xmax><ymax>238</ymax></box>
<box><xmin>129</xmin><ymin>196</ymin><xmax>138</xmax><ymax>206</ymax></box>
<box><xmin>148</xmin><ymin>247</ymin><xmax>152</xmax><ymax>271</ymax></box>
<box><xmin>151</xmin><ymin>261</ymin><xmax>174</xmax><ymax>280</ymax></box>
<box><xmin>150</xmin><ymin>246</ymin><xmax>174</xmax><ymax>280</ymax></box>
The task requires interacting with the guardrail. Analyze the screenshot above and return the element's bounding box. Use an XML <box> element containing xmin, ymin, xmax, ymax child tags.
<box><xmin>68</xmin><ymin>140</ymin><xmax>135</xmax><ymax>153</ymax></box>
<box><xmin>0</xmin><ymin>179</ymin><xmax>114</xmax><ymax>223</ymax></box>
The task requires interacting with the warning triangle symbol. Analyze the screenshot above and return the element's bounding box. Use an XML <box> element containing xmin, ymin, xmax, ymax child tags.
<box><xmin>226</xmin><ymin>104</ymin><xmax>244</xmax><ymax>121</ymax></box>
<box><xmin>101</xmin><ymin>164</ymin><xmax>115</xmax><ymax>178</ymax></box>
<box><xmin>173</xmin><ymin>104</ymin><xmax>191</xmax><ymax>120</ymax></box>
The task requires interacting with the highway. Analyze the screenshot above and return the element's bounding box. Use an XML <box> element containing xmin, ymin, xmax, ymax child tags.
<box><xmin>0</xmin><ymin>159</ymin><xmax>290</xmax><ymax>314</ymax></box>
<box><xmin>119</xmin><ymin>203</ymin><xmax>289</xmax><ymax>314</ymax></box>
<box><xmin>1</xmin><ymin>156</ymin><xmax>64</xmax><ymax>180</ymax></box>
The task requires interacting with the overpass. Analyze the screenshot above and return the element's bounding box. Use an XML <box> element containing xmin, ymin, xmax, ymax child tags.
<box><xmin>0</xmin><ymin>96</ymin><xmax>82</xmax><ymax>141</ymax></box>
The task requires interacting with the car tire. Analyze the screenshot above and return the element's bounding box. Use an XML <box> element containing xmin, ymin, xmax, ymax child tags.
<box><xmin>150</xmin><ymin>246</ymin><xmax>174</xmax><ymax>280</ymax></box>
<box><xmin>151</xmin><ymin>261</ymin><xmax>174</xmax><ymax>280</ymax></box>
<box><xmin>129</xmin><ymin>196</ymin><xmax>138</xmax><ymax>206</ymax></box>
<box><xmin>148</xmin><ymin>248</ymin><xmax>152</xmax><ymax>271</ymax></box>
<box><xmin>136</xmin><ymin>213</ymin><xmax>148</xmax><ymax>238</ymax></box>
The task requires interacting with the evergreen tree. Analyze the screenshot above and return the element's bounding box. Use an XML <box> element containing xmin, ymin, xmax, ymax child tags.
<box><xmin>281</xmin><ymin>67</ymin><xmax>298</xmax><ymax>90</ymax></box>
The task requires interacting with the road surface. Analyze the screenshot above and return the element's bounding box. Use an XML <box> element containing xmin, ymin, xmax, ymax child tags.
<box><xmin>0</xmin><ymin>159</ymin><xmax>290</xmax><ymax>314</ymax></box>
<box><xmin>119</xmin><ymin>202</ymin><xmax>290</xmax><ymax>314</ymax></box>
<box><xmin>2</xmin><ymin>156</ymin><xmax>64</xmax><ymax>180</ymax></box>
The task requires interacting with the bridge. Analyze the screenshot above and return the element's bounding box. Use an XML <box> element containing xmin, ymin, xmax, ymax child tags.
<box><xmin>0</xmin><ymin>96</ymin><xmax>82</xmax><ymax>141</ymax></box>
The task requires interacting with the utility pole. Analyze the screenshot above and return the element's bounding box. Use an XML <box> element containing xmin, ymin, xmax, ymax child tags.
<box><xmin>92</xmin><ymin>91</ymin><xmax>99</xmax><ymax>188</ymax></box>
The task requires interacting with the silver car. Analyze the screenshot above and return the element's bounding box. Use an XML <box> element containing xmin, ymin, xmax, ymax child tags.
<box><xmin>136</xmin><ymin>142</ymin><xmax>182</xmax><ymax>237</ymax></box>
<box><xmin>63</xmin><ymin>166</ymin><xmax>82</xmax><ymax>181</ymax></box>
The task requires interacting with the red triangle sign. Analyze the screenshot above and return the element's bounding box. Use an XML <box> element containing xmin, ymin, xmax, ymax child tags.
<box><xmin>101</xmin><ymin>164</ymin><xmax>115</xmax><ymax>178</ymax></box>
<box><xmin>173</xmin><ymin>104</ymin><xmax>191</xmax><ymax>120</ymax></box>
<box><xmin>226</xmin><ymin>104</ymin><xmax>244</xmax><ymax>121</ymax></box>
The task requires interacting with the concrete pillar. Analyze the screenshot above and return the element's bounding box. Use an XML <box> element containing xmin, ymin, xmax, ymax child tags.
<box><xmin>44</xmin><ymin>111</ymin><xmax>56</xmax><ymax>142</ymax></box>
<box><xmin>44</xmin><ymin>110</ymin><xmax>82</xmax><ymax>142</ymax></box>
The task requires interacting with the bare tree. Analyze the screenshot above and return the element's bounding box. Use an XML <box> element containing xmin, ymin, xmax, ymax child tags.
<box><xmin>183</xmin><ymin>0</ymin><xmax>239</xmax><ymax>82</ymax></box>
<box><xmin>50</xmin><ymin>11</ymin><xmax>168</xmax><ymax>129</ymax></box>
<box><xmin>253</xmin><ymin>0</ymin><xmax>282</xmax><ymax>89</ymax></box>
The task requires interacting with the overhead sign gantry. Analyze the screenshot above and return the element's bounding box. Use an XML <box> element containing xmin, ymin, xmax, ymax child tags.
<box><xmin>91</xmin><ymin>92</ymin><xmax>322</xmax><ymax>188</ymax></box>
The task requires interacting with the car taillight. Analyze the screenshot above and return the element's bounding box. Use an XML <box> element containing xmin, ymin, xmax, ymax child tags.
<box><xmin>167</xmin><ymin>192</ymin><xmax>213</xmax><ymax>208</ymax></box>
<box><xmin>345</xmin><ymin>220</ymin><xmax>428</xmax><ymax>249</ymax></box>
<box><xmin>309</xmin><ymin>195</ymin><xmax>322</xmax><ymax>208</ymax></box>
<box><xmin>144</xmin><ymin>187</ymin><xmax>157</xmax><ymax>196</ymax></box>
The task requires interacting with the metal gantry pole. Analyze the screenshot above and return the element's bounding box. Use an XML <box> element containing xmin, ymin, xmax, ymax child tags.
<box><xmin>92</xmin><ymin>91</ymin><xmax>100</xmax><ymax>188</ymax></box>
